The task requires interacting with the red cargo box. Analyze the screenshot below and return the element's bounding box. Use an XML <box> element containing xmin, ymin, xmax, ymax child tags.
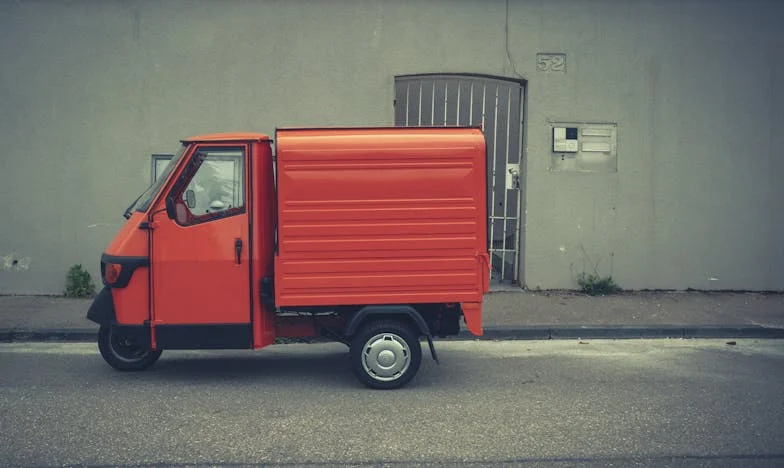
<box><xmin>274</xmin><ymin>127</ymin><xmax>489</xmax><ymax>308</ymax></box>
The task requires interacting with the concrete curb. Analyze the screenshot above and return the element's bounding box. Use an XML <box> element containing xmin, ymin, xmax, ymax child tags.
<box><xmin>2</xmin><ymin>325</ymin><xmax>784</xmax><ymax>343</ymax></box>
<box><xmin>463</xmin><ymin>325</ymin><xmax>784</xmax><ymax>341</ymax></box>
<box><xmin>0</xmin><ymin>328</ymin><xmax>98</xmax><ymax>343</ymax></box>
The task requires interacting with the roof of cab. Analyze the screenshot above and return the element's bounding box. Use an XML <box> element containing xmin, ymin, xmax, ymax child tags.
<box><xmin>182</xmin><ymin>132</ymin><xmax>270</xmax><ymax>143</ymax></box>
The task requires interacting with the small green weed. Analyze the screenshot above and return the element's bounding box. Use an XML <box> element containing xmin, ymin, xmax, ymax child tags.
<box><xmin>577</xmin><ymin>272</ymin><xmax>621</xmax><ymax>296</ymax></box>
<box><xmin>64</xmin><ymin>264</ymin><xmax>96</xmax><ymax>298</ymax></box>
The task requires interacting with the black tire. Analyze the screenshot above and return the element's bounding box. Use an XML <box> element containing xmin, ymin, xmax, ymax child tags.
<box><xmin>350</xmin><ymin>320</ymin><xmax>422</xmax><ymax>389</ymax></box>
<box><xmin>98</xmin><ymin>326</ymin><xmax>162</xmax><ymax>371</ymax></box>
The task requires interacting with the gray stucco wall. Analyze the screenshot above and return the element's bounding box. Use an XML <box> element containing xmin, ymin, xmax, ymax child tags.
<box><xmin>520</xmin><ymin>0</ymin><xmax>784</xmax><ymax>290</ymax></box>
<box><xmin>1</xmin><ymin>0</ymin><xmax>782</xmax><ymax>294</ymax></box>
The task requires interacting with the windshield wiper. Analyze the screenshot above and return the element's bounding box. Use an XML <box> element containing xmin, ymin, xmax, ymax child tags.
<box><xmin>123</xmin><ymin>194</ymin><xmax>144</xmax><ymax>219</ymax></box>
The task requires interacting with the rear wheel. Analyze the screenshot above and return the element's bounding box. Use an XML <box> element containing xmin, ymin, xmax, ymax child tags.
<box><xmin>98</xmin><ymin>326</ymin><xmax>162</xmax><ymax>371</ymax></box>
<box><xmin>350</xmin><ymin>320</ymin><xmax>422</xmax><ymax>389</ymax></box>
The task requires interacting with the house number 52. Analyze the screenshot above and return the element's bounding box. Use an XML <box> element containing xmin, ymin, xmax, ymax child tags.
<box><xmin>536</xmin><ymin>53</ymin><xmax>566</xmax><ymax>72</ymax></box>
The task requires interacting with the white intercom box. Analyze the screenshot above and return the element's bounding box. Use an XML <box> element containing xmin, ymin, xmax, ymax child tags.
<box><xmin>550</xmin><ymin>122</ymin><xmax>617</xmax><ymax>173</ymax></box>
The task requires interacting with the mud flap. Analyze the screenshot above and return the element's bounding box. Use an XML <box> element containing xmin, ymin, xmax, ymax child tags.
<box><xmin>426</xmin><ymin>335</ymin><xmax>439</xmax><ymax>364</ymax></box>
<box><xmin>86</xmin><ymin>287</ymin><xmax>115</xmax><ymax>326</ymax></box>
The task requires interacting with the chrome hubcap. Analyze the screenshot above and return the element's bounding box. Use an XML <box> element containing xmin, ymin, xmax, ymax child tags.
<box><xmin>361</xmin><ymin>333</ymin><xmax>411</xmax><ymax>382</ymax></box>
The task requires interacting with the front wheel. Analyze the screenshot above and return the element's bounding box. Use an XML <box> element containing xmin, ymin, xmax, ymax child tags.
<box><xmin>98</xmin><ymin>326</ymin><xmax>162</xmax><ymax>371</ymax></box>
<box><xmin>350</xmin><ymin>321</ymin><xmax>422</xmax><ymax>389</ymax></box>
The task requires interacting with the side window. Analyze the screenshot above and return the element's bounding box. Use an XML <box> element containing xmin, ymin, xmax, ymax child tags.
<box><xmin>171</xmin><ymin>147</ymin><xmax>245</xmax><ymax>226</ymax></box>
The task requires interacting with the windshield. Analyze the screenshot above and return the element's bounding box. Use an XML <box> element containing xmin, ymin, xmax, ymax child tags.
<box><xmin>125</xmin><ymin>144</ymin><xmax>188</xmax><ymax>217</ymax></box>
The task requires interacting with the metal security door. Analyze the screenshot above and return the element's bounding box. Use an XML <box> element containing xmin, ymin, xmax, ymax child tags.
<box><xmin>394</xmin><ymin>74</ymin><xmax>525</xmax><ymax>284</ymax></box>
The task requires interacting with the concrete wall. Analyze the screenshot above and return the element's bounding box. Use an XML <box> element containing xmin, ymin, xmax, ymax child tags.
<box><xmin>0</xmin><ymin>0</ymin><xmax>782</xmax><ymax>294</ymax></box>
<box><xmin>519</xmin><ymin>0</ymin><xmax>784</xmax><ymax>290</ymax></box>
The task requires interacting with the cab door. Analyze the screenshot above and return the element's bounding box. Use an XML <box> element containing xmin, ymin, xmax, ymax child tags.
<box><xmin>150</xmin><ymin>144</ymin><xmax>252</xmax><ymax>349</ymax></box>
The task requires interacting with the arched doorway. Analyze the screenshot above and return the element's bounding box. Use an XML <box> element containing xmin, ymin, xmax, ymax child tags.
<box><xmin>394</xmin><ymin>74</ymin><xmax>526</xmax><ymax>285</ymax></box>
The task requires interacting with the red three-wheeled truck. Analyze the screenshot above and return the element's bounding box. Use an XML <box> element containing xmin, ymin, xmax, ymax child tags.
<box><xmin>88</xmin><ymin>127</ymin><xmax>489</xmax><ymax>388</ymax></box>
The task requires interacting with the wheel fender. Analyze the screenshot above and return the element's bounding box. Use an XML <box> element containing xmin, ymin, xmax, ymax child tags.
<box><xmin>345</xmin><ymin>305</ymin><xmax>439</xmax><ymax>363</ymax></box>
<box><xmin>86</xmin><ymin>286</ymin><xmax>116</xmax><ymax>326</ymax></box>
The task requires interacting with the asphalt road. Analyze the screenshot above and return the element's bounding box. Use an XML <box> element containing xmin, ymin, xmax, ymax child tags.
<box><xmin>1</xmin><ymin>339</ymin><xmax>783</xmax><ymax>467</ymax></box>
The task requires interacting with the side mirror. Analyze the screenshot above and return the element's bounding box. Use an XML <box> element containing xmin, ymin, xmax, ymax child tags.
<box><xmin>165</xmin><ymin>196</ymin><xmax>176</xmax><ymax>219</ymax></box>
<box><xmin>185</xmin><ymin>190</ymin><xmax>196</xmax><ymax>209</ymax></box>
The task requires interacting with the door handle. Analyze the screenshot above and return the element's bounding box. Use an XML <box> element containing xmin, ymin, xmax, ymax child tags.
<box><xmin>235</xmin><ymin>238</ymin><xmax>243</xmax><ymax>265</ymax></box>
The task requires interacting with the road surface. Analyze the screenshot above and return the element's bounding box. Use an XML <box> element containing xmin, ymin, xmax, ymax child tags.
<box><xmin>1</xmin><ymin>339</ymin><xmax>783</xmax><ymax>466</ymax></box>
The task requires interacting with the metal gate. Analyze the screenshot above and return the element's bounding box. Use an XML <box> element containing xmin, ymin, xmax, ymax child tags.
<box><xmin>394</xmin><ymin>74</ymin><xmax>525</xmax><ymax>284</ymax></box>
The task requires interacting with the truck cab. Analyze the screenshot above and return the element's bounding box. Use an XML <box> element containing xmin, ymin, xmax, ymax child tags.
<box><xmin>88</xmin><ymin>128</ymin><xmax>488</xmax><ymax>389</ymax></box>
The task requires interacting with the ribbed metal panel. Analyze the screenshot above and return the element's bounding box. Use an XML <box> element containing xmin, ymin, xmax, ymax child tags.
<box><xmin>274</xmin><ymin>127</ymin><xmax>487</xmax><ymax>306</ymax></box>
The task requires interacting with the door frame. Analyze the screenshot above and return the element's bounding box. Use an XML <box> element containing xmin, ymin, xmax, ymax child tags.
<box><xmin>394</xmin><ymin>73</ymin><xmax>528</xmax><ymax>286</ymax></box>
<box><xmin>148</xmin><ymin>142</ymin><xmax>255</xmax><ymax>350</ymax></box>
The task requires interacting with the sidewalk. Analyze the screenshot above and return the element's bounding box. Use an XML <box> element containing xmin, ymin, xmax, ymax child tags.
<box><xmin>1</xmin><ymin>290</ymin><xmax>783</xmax><ymax>342</ymax></box>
